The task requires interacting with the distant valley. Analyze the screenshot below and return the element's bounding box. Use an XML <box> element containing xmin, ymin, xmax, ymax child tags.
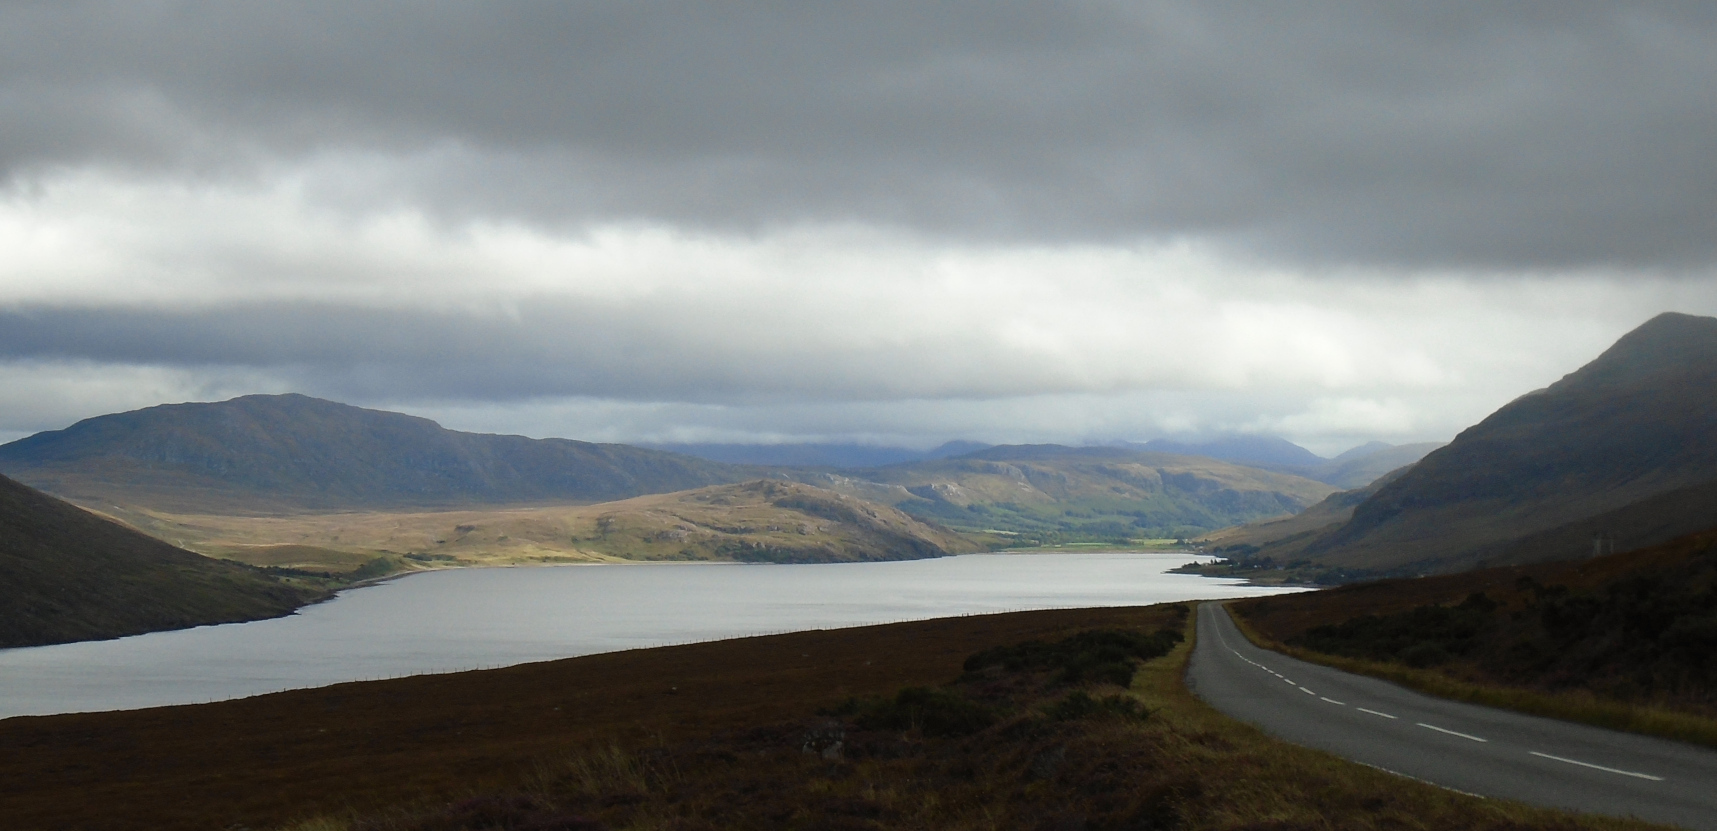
<box><xmin>0</xmin><ymin>388</ymin><xmax>1449</xmax><ymax>646</ymax></box>
<box><xmin>0</xmin><ymin>393</ymin><xmax>1431</xmax><ymax>580</ymax></box>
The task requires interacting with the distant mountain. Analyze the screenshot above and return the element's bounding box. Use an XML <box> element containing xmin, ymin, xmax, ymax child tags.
<box><xmin>0</xmin><ymin>473</ymin><xmax>320</xmax><ymax>648</ymax></box>
<box><xmin>787</xmin><ymin>444</ymin><xmax>1337</xmax><ymax>543</ymax></box>
<box><xmin>1313</xmin><ymin>441</ymin><xmax>1446</xmax><ymax>489</ymax></box>
<box><xmin>1291</xmin><ymin>312</ymin><xmax>1717</xmax><ymax>574</ymax></box>
<box><xmin>0</xmin><ymin>394</ymin><xmax>753</xmax><ymax>513</ymax></box>
<box><xmin>1137</xmin><ymin>435</ymin><xmax>1327</xmax><ymax>470</ymax></box>
<box><xmin>1134</xmin><ymin>436</ymin><xmax>1441</xmax><ymax>488</ymax></box>
<box><xmin>641</xmin><ymin>439</ymin><xmax>991</xmax><ymax>469</ymax></box>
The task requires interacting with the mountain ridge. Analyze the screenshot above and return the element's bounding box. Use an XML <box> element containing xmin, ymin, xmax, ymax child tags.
<box><xmin>0</xmin><ymin>394</ymin><xmax>756</xmax><ymax>512</ymax></box>
<box><xmin>1281</xmin><ymin>312</ymin><xmax>1717</xmax><ymax>574</ymax></box>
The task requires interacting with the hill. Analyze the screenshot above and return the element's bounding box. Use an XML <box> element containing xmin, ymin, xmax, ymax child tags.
<box><xmin>123</xmin><ymin>480</ymin><xmax>979</xmax><ymax>570</ymax></box>
<box><xmin>789</xmin><ymin>444</ymin><xmax>1338</xmax><ymax>544</ymax></box>
<box><xmin>0</xmin><ymin>394</ymin><xmax>753</xmax><ymax>513</ymax></box>
<box><xmin>0</xmin><ymin>473</ymin><xmax>321</xmax><ymax>648</ymax></box>
<box><xmin>1259</xmin><ymin>312</ymin><xmax>1717</xmax><ymax>575</ymax></box>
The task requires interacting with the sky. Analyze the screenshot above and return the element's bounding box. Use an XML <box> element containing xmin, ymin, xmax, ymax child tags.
<box><xmin>2</xmin><ymin>2</ymin><xmax>1715</xmax><ymax>457</ymax></box>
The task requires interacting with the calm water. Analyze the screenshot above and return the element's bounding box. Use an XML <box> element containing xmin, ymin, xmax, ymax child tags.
<box><xmin>0</xmin><ymin>552</ymin><xmax>1300</xmax><ymax>719</ymax></box>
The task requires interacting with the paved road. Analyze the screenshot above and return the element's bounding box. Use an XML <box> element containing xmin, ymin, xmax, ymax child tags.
<box><xmin>1188</xmin><ymin>602</ymin><xmax>1717</xmax><ymax>830</ymax></box>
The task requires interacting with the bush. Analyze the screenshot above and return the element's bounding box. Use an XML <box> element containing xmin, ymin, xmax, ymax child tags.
<box><xmin>1046</xmin><ymin>690</ymin><xmax>1152</xmax><ymax>722</ymax></box>
<box><xmin>849</xmin><ymin>686</ymin><xmax>996</xmax><ymax>738</ymax></box>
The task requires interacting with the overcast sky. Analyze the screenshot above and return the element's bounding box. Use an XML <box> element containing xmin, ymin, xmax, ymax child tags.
<box><xmin>2</xmin><ymin>2</ymin><xmax>1715</xmax><ymax>456</ymax></box>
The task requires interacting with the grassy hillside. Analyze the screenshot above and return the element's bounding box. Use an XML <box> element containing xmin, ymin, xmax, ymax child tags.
<box><xmin>792</xmin><ymin>444</ymin><xmax>1337</xmax><ymax>545</ymax></box>
<box><xmin>1240</xmin><ymin>312</ymin><xmax>1717</xmax><ymax>575</ymax></box>
<box><xmin>0</xmin><ymin>605</ymin><xmax>1651</xmax><ymax>831</ymax></box>
<box><xmin>0</xmin><ymin>473</ymin><xmax>323</xmax><ymax>648</ymax></box>
<box><xmin>1231</xmin><ymin>526</ymin><xmax>1717</xmax><ymax>743</ymax></box>
<box><xmin>0</xmin><ymin>393</ymin><xmax>753</xmax><ymax>513</ymax></box>
<box><xmin>115</xmin><ymin>480</ymin><xmax>978</xmax><ymax>572</ymax></box>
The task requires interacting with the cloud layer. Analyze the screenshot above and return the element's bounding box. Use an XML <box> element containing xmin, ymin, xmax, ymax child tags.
<box><xmin>2</xmin><ymin>3</ymin><xmax>1715</xmax><ymax>454</ymax></box>
<box><xmin>6</xmin><ymin>2</ymin><xmax>1717</xmax><ymax>268</ymax></box>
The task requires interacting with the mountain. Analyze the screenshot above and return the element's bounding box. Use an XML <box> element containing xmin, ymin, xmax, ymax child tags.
<box><xmin>1137</xmin><ymin>435</ymin><xmax>1327</xmax><ymax>470</ymax></box>
<box><xmin>0</xmin><ymin>394</ymin><xmax>754</xmax><ymax>513</ymax></box>
<box><xmin>1288</xmin><ymin>312</ymin><xmax>1717</xmax><ymax>574</ymax></box>
<box><xmin>640</xmin><ymin>439</ymin><xmax>991</xmax><ymax>469</ymax></box>
<box><xmin>1313</xmin><ymin>441</ymin><xmax>1446</xmax><ymax>489</ymax></box>
<box><xmin>1135</xmin><ymin>436</ymin><xmax>1442</xmax><ymax>488</ymax></box>
<box><xmin>788</xmin><ymin>444</ymin><xmax>1337</xmax><ymax>543</ymax></box>
<box><xmin>0</xmin><ymin>472</ymin><xmax>320</xmax><ymax>648</ymax></box>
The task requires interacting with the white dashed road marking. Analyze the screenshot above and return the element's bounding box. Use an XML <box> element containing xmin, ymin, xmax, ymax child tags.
<box><xmin>1357</xmin><ymin>708</ymin><xmax>1398</xmax><ymax>719</ymax></box>
<box><xmin>1529</xmin><ymin>751</ymin><xmax>1665</xmax><ymax>781</ymax></box>
<box><xmin>1418</xmin><ymin>722</ymin><xmax>1488</xmax><ymax>743</ymax></box>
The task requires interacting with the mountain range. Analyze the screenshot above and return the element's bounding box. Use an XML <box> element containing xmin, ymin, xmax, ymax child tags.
<box><xmin>1218</xmin><ymin>312</ymin><xmax>1717</xmax><ymax>575</ymax></box>
<box><xmin>0</xmin><ymin>395</ymin><xmax>1356</xmax><ymax>546</ymax></box>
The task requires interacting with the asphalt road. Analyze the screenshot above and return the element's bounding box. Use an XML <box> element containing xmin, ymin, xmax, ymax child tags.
<box><xmin>1187</xmin><ymin>602</ymin><xmax>1717</xmax><ymax>830</ymax></box>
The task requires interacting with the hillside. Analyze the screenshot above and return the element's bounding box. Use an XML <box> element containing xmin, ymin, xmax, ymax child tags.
<box><xmin>0</xmin><ymin>394</ymin><xmax>752</xmax><ymax>513</ymax></box>
<box><xmin>790</xmin><ymin>444</ymin><xmax>1338</xmax><ymax>544</ymax></box>
<box><xmin>121</xmin><ymin>480</ymin><xmax>978</xmax><ymax>571</ymax></box>
<box><xmin>1263</xmin><ymin>312</ymin><xmax>1717</xmax><ymax>575</ymax></box>
<box><xmin>1200</xmin><ymin>463</ymin><xmax>1416</xmax><ymax>554</ymax></box>
<box><xmin>1232</xmin><ymin>525</ymin><xmax>1717</xmax><ymax>736</ymax></box>
<box><xmin>0</xmin><ymin>473</ymin><xmax>321</xmax><ymax>648</ymax></box>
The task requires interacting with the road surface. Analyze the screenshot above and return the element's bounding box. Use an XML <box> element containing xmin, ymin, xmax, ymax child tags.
<box><xmin>1188</xmin><ymin>602</ymin><xmax>1717</xmax><ymax>830</ymax></box>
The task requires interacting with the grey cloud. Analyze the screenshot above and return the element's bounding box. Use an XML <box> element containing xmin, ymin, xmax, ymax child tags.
<box><xmin>0</xmin><ymin>302</ymin><xmax>1103</xmax><ymax>403</ymax></box>
<box><xmin>3</xmin><ymin>2</ymin><xmax>1715</xmax><ymax>268</ymax></box>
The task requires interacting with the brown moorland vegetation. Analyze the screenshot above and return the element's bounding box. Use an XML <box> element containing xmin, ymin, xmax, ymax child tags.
<box><xmin>0</xmin><ymin>606</ymin><xmax>1663</xmax><ymax>831</ymax></box>
<box><xmin>1231</xmin><ymin>528</ymin><xmax>1717</xmax><ymax>746</ymax></box>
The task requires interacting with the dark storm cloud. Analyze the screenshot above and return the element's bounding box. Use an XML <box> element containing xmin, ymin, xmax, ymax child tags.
<box><xmin>2</xmin><ymin>1</ymin><xmax>1715</xmax><ymax>269</ymax></box>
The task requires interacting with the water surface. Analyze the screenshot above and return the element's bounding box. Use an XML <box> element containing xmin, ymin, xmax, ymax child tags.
<box><xmin>0</xmin><ymin>552</ymin><xmax>1299</xmax><ymax>718</ymax></box>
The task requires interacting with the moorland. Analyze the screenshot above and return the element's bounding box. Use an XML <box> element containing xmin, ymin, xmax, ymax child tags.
<box><xmin>0</xmin><ymin>603</ymin><xmax>1660</xmax><ymax>831</ymax></box>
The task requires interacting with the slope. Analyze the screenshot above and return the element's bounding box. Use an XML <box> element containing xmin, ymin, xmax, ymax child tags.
<box><xmin>791</xmin><ymin>444</ymin><xmax>1337</xmax><ymax>544</ymax></box>
<box><xmin>0</xmin><ymin>394</ymin><xmax>752</xmax><ymax>513</ymax></box>
<box><xmin>1232</xmin><ymin>525</ymin><xmax>1717</xmax><ymax>738</ymax></box>
<box><xmin>1295</xmin><ymin>312</ymin><xmax>1717</xmax><ymax>574</ymax></box>
<box><xmin>0</xmin><ymin>473</ymin><xmax>321</xmax><ymax>648</ymax></box>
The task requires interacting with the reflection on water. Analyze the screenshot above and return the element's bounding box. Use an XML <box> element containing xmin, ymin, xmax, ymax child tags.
<box><xmin>0</xmin><ymin>552</ymin><xmax>1302</xmax><ymax>718</ymax></box>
